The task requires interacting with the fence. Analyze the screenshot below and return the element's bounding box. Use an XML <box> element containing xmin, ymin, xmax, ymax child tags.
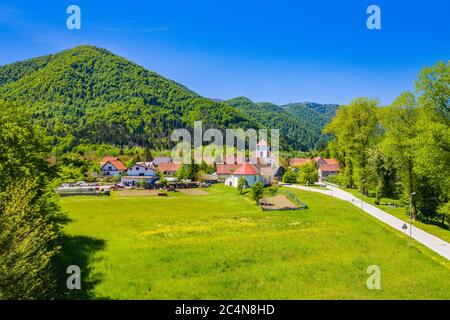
<box><xmin>286</xmin><ymin>191</ymin><xmax>308</xmax><ymax>209</ymax></box>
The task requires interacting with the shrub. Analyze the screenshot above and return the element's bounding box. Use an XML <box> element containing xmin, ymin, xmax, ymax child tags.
<box><xmin>250</xmin><ymin>182</ymin><xmax>264</xmax><ymax>204</ymax></box>
<box><xmin>297</xmin><ymin>162</ymin><xmax>318</xmax><ymax>185</ymax></box>
<box><xmin>282</xmin><ymin>169</ymin><xmax>297</xmax><ymax>183</ymax></box>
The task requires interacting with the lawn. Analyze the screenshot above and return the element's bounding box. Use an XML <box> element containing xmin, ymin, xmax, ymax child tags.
<box><xmin>344</xmin><ymin>188</ymin><xmax>450</xmax><ymax>244</ymax></box>
<box><xmin>58</xmin><ymin>185</ymin><xmax>450</xmax><ymax>299</ymax></box>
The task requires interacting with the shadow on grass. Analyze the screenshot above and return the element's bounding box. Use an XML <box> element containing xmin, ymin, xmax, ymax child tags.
<box><xmin>56</xmin><ymin>235</ymin><xmax>108</xmax><ymax>299</ymax></box>
<box><xmin>420</xmin><ymin>218</ymin><xmax>450</xmax><ymax>230</ymax></box>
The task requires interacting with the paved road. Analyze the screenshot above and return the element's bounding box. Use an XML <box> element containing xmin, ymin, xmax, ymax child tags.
<box><xmin>285</xmin><ymin>184</ymin><xmax>450</xmax><ymax>260</ymax></box>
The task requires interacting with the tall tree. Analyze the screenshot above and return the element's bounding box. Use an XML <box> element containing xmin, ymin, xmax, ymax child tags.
<box><xmin>380</xmin><ymin>92</ymin><xmax>419</xmax><ymax>218</ymax></box>
<box><xmin>414</xmin><ymin>61</ymin><xmax>450</xmax><ymax>212</ymax></box>
<box><xmin>0</xmin><ymin>101</ymin><xmax>63</xmax><ymax>299</ymax></box>
<box><xmin>324</xmin><ymin>98</ymin><xmax>379</xmax><ymax>193</ymax></box>
<box><xmin>144</xmin><ymin>146</ymin><xmax>153</xmax><ymax>162</ymax></box>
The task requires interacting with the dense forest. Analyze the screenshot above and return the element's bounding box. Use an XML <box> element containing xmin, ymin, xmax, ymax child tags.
<box><xmin>0</xmin><ymin>46</ymin><xmax>258</xmax><ymax>153</ymax></box>
<box><xmin>226</xmin><ymin>97</ymin><xmax>338</xmax><ymax>150</ymax></box>
<box><xmin>324</xmin><ymin>61</ymin><xmax>450</xmax><ymax>225</ymax></box>
<box><xmin>0</xmin><ymin>45</ymin><xmax>335</xmax><ymax>155</ymax></box>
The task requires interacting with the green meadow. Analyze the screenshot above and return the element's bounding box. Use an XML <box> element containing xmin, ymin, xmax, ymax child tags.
<box><xmin>58</xmin><ymin>185</ymin><xmax>450</xmax><ymax>299</ymax></box>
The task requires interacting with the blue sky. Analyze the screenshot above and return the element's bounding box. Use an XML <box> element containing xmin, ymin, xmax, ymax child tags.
<box><xmin>0</xmin><ymin>0</ymin><xmax>449</xmax><ymax>105</ymax></box>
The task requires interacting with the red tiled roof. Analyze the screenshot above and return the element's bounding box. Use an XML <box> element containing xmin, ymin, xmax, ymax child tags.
<box><xmin>319</xmin><ymin>164</ymin><xmax>340</xmax><ymax>172</ymax></box>
<box><xmin>324</xmin><ymin>158</ymin><xmax>339</xmax><ymax>165</ymax></box>
<box><xmin>216</xmin><ymin>164</ymin><xmax>239</xmax><ymax>175</ymax></box>
<box><xmin>101</xmin><ymin>159</ymin><xmax>127</xmax><ymax>171</ymax></box>
<box><xmin>100</xmin><ymin>156</ymin><xmax>119</xmax><ymax>167</ymax></box>
<box><xmin>234</xmin><ymin>162</ymin><xmax>260</xmax><ymax>175</ymax></box>
<box><xmin>109</xmin><ymin>160</ymin><xmax>127</xmax><ymax>171</ymax></box>
<box><xmin>290</xmin><ymin>158</ymin><xmax>313</xmax><ymax>167</ymax></box>
<box><xmin>158</xmin><ymin>162</ymin><xmax>180</xmax><ymax>173</ymax></box>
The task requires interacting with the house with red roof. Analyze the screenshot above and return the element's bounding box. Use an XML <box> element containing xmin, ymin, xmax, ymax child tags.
<box><xmin>289</xmin><ymin>156</ymin><xmax>341</xmax><ymax>182</ymax></box>
<box><xmin>318</xmin><ymin>164</ymin><xmax>340</xmax><ymax>182</ymax></box>
<box><xmin>100</xmin><ymin>156</ymin><xmax>127</xmax><ymax>177</ymax></box>
<box><xmin>158</xmin><ymin>162</ymin><xmax>181</xmax><ymax>177</ymax></box>
<box><xmin>120</xmin><ymin>162</ymin><xmax>158</xmax><ymax>186</ymax></box>
<box><xmin>290</xmin><ymin>158</ymin><xmax>313</xmax><ymax>167</ymax></box>
<box><xmin>215</xmin><ymin>163</ymin><xmax>239</xmax><ymax>180</ymax></box>
<box><xmin>224</xmin><ymin>162</ymin><xmax>262</xmax><ymax>188</ymax></box>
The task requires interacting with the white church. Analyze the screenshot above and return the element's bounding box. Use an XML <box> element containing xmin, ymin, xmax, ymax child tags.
<box><xmin>224</xmin><ymin>139</ymin><xmax>276</xmax><ymax>188</ymax></box>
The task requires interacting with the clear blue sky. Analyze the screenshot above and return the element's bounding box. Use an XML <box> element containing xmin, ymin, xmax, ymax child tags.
<box><xmin>0</xmin><ymin>0</ymin><xmax>449</xmax><ymax>105</ymax></box>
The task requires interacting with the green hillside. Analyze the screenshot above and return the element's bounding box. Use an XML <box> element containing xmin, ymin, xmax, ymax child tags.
<box><xmin>0</xmin><ymin>45</ymin><xmax>338</xmax><ymax>152</ymax></box>
<box><xmin>227</xmin><ymin>97</ymin><xmax>338</xmax><ymax>150</ymax></box>
<box><xmin>282</xmin><ymin>102</ymin><xmax>339</xmax><ymax>120</ymax></box>
<box><xmin>0</xmin><ymin>45</ymin><xmax>257</xmax><ymax>152</ymax></box>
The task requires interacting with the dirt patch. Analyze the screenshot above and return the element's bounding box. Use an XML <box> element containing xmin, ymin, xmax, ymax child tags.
<box><xmin>116</xmin><ymin>190</ymin><xmax>160</xmax><ymax>197</ymax></box>
<box><xmin>260</xmin><ymin>194</ymin><xmax>299</xmax><ymax>210</ymax></box>
<box><xmin>178</xmin><ymin>188</ymin><xmax>209</xmax><ymax>196</ymax></box>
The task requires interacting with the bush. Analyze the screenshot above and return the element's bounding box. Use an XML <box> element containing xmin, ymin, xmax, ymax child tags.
<box><xmin>282</xmin><ymin>169</ymin><xmax>297</xmax><ymax>183</ymax></box>
<box><xmin>250</xmin><ymin>182</ymin><xmax>264</xmax><ymax>204</ymax></box>
<box><xmin>264</xmin><ymin>186</ymin><xmax>278</xmax><ymax>197</ymax></box>
<box><xmin>437</xmin><ymin>201</ymin><xmax>450</xmax><ymax>227</ymax></box>
<box><xmin>297</xmin><ymin>162</ymin><xmax>318</xmax><ymax>185</ymax></box>
<box><xmin>324</xmin><ymin>173</ymin><xmax>346</xmax><ymax>186</ymax></box>
<box><xmin>237</xmin><ymin>177</ymin><xmax>247</xmax><ymax>194</ymax></box>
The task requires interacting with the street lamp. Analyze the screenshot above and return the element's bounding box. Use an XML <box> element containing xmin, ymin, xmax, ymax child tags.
<box><xmin>409</xmin><ymin>192</ymin><xmax>416</xmax><ymax>246</ymax></box>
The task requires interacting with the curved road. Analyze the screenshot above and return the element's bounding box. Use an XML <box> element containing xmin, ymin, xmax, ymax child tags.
<box><xmin>285</xmin><ymin>184</ymin><xmax>450</xmax><ymax>260</ymax></box>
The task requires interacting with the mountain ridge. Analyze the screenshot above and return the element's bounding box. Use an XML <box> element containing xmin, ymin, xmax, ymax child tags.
<box><xmin>0</xmin><ymin>45</ymin><xmax>338</xmax><ymax>152</ymax></box>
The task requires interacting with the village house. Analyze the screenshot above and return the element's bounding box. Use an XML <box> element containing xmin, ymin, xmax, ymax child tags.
<box><xmin>290</xmin><ymin>158</ymin><xmax>313</xmax><ymax>167</ymax></box>
<box><xmin>215</xmin><ymin>163</ymin><xmax>239</xmax><ymax>181</ymax></box>
<box><xmin>218</xmin><ymin>139</ymin><xmax>286</xmax><ymax>187</ymax></box>
<box><xmin>289</xmin><ymin>156</ymin><xmax>340</xmax><ymax>182</ymax></box>
<box><xmin>121</xmin><ymin>162</ymin><xmax>158</xmax><ymax>186</ymax></box>
<box><xmin>225</xmin><ymin>162</ymin><xmax>262</xmax><ymax>188</ymax></box>
<box><xmin>100</xmin><ymin>156</ymin><xmax>127</xmax><ymax>176</ymax></box>
<box><xmin>158</xmin><ymin>162</ymin><xmax>181</xmax><ymax>177</ymax></box>
<box><xmin>259</xmin><ymin>166</ymin><xmax>275</xmax><ymax>185</ymax></box>
<box><xmin>318</xmin><ymin>164</ymin><xmax>340</xmax><ymax>182</ymax></box>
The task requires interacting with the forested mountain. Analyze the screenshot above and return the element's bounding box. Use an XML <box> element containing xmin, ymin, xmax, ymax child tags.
<box><xmin>226</xmin><ymin>97</ymin><xmax>338</xmax><ymax>150</ymax></box>
<box><xmin>282</xmin><ymin>102</ymin><xmax>339</xmax><ymax>120</ymax></box>
<box><xmin>0</xmin><ymin>45</ymin><xmax>337</xmax><ymax>153</ymax></box>
<box><xmin>0</xmin><ymin>46</ymin><xmax>259</xmax><ymax>153</ymax></box>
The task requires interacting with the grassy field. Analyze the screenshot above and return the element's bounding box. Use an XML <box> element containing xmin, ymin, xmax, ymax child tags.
<box><xmin>344</xmin><ymin>188</ymin><xmax>450</xmax><ymax>244</ymax></box>
<box><xmin>58</xmin><ymin>185</ymin><xmax>450</xmax><ymax>299</ymax></box>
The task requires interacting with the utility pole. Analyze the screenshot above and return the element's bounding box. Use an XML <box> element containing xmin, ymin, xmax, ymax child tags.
<box><xmin>409</xmin><ymin>192</ymin><xmax>416</xmax><ymax>246</ymax></box>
